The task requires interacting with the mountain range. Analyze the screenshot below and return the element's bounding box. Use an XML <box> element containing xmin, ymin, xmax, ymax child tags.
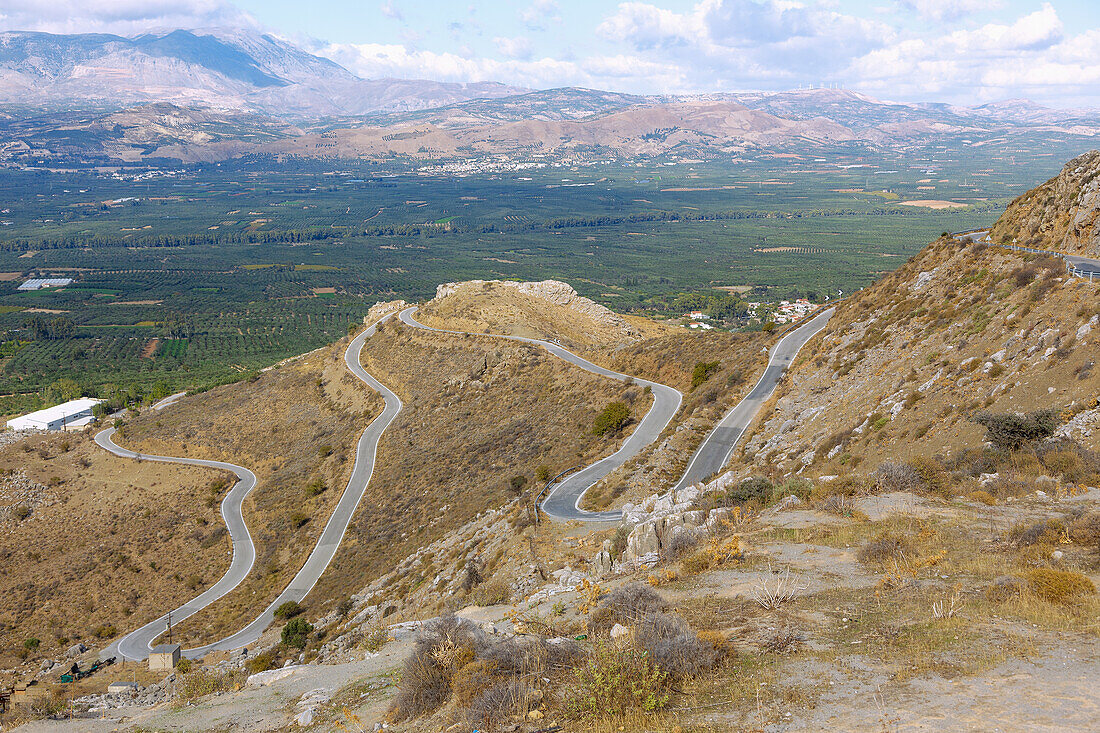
<box><xmin>0</xmin><ymin>29</ymin><xmax>523</xmax><ymax>117</ymax></box>
<box><xmin>1</xmin><ymin>28</ymin><xmax>1099</xmax><ymax>165</ymax></box>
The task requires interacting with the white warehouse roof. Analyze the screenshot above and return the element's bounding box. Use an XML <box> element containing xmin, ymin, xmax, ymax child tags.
<box><xmin>7</xmin><ymin>398</ymin><xmax>103</xmax><ymax>431</ymax></box>
<box><xmin>17</xmin><ymin>278</ymin><xmax>73</xmax><ymax>291</ymax></box>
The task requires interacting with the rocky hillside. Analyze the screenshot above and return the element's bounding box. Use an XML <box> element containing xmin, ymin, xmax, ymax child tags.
<box><xmin>990</xmin><ymin>150</ymin><xmax>1100</xmax><ymax>256</ymax></box>
<box><xmin>732</xmin><ymin>230</ymin><xmax>1100</xmax><ymax>484</ymax></box>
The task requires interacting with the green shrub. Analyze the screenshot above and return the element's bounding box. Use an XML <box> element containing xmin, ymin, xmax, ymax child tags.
<box><xmin>690</xmin><ymin>361</ymin><xmax>720</xmax><ymax>390</ymax></box>
<box><xmin>175</xmin><ymin>657</ymin><xmax>193</xmax><ymax>674</ymax></box>
<box><xmin>273</xmin><ymin>600</ymin><xmax>303</xmax><ymax>620</ymax></box>
<box><xmin>593</xmin><ymin>401</ymin><xmax>631</xmax><ymax>436</ymax></box>
<box><xmin>973</xmin><ymin>409</ymin><xmax>1060</xmax><ymax>451</ymax></box>
<box><xmin>23</xmin><ymin>637</ymin><xmax>40</xmax><ymax>652</ymax></box>
<box><xmin>177</xmin><ymin>669</ymin><xmax>242</xmax><ymax>701</ymax></box>
<box><xmin>304</xmin><ymin>478</ymin><xmax>327</xmax><ymax>497</ymax></box>
<box><xmin>246</xmin><ymin>652</ymin><xmax>277</xmax><ymax>674</ymax></box>
<box><xmin>722</xmin><ymin>476</ymin><xmax>773</xmax><ymax>506</ymax></box>
<box><xmin>281</xmin><ymin>617</ymin><xmax>314</xmax><ymax>648</ymax></box>
<box><xmin>568</xmin><ymin>642</ymin><xmax>670</xmax><ymax>717</ymax></box>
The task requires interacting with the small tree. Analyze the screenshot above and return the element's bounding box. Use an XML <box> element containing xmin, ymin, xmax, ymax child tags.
<box><xmin>973</xmin><ymin>409</ymin><xmax>1059</xmax><ymax>451</ymax></box>
<box><xmin>508</xmin><ymin>474</ymin><xmax>528</xmax><ymax>494</ymax></box>
<box><xmin>535</xmin><ymin>464</ymin><xmax>551</xmax><ymax>483</ymax></box>
<box><xmin>593</xmin><ymin>402</ymin><xmax>631</xmax><ymax>436</ymax></box>
<box><xmin>24</xmin><ymin>637</ymin><xmax>40</xmax><ymax>652</ymax></box>
<box><xmin>281</xmin><ymin>617</ymin><xmax>313</xmax><ymax>649</ymax></box>
<box><xmin>690</xmin><ymin>361</ymin><xmax>720</xmax><ymax>390</ymax></box>
<box><xmin>274</xmin><ymin>600</ymin><xmax>303</xmax><ymax>620</ymax></box>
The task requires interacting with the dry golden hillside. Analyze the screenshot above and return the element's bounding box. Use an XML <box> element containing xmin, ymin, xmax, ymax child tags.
<box><xmin>990</xmin><ymin>149</ymin><xmax>1100</xmax><ymax>256</ymax></box>
<box><xmin>310</xmin><ymin>316</ymin><xmax>640</xmax><ymax>607</ymax></box>
<box><xmin>419</xmin><ymin>279</ymin><xmax>774</xmax><ymax>507</ymax></box>
<box><xmin>120</xmin><ymin>340</ymin><xmax>381</xmax><ymax>646</ymax></box>
<box><xmin>0</xmin><ymin>431</ymin><xmax>227</xmax><ymax>667</ymax></box>
<box><xmin>732</xmin><ymin>234</ymin><xmax>1100</xmax><ymax>486</ymax></box>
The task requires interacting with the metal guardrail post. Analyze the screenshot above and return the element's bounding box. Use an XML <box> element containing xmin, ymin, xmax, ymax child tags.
<box><xmin>533</xmin><ymin>464</ymin><xmax>583</xmax><ymax>525</ymax></box>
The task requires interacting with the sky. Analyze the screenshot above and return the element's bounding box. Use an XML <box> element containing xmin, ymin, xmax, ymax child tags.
<box><xmin>0</xmin><ymin>0</ymin><xmax>1097</xmax><ymax>107</ymax></box>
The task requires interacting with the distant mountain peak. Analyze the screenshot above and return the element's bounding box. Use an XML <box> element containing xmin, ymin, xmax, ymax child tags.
<box><xmin>0</xmin><ymin>28</ymin><xmax>525</xmax><ymax>117</ymax></box>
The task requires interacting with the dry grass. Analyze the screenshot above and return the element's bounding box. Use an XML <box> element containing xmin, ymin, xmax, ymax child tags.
<box><xmin>0</xmin><ymin>432</ymin><xmax>230</xmax><ymax>666</ymax></box>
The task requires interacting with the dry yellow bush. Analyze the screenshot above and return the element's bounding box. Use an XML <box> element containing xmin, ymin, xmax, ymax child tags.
<box><xmin>1023</xmin><ymin>568</ymin><xmax>1096</xmax><ymax>604</ymax></box>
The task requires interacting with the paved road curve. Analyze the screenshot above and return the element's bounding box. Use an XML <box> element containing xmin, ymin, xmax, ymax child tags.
<box><xmin>99</xmin><ymin>313</ymin><xmax>403</xmax><ymax>660</ymax></box>
<box><xmin>672</xmin><ymin>307</ymin><xmax>835</xmax><ymax>492</ymax></box>
<box><xmin>398</xmin><ymin>307</ymin><xmax>683</xmax><ymax>522</ymax></box>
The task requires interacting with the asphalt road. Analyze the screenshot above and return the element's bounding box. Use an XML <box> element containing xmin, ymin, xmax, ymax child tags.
<box><xmin>1065</xmin><ymin>254</ymin><xmax>1100</xmax><ymax>280</ymax></box>
<box><xmin>672</xmin><ymin>307</ymin><xmax>836</xmax><ymax>492</ymax></box>
<box><xmin>95</xmin><ymin>428</ymin><xmax>259</xmax><ymax>662</ymax></box>
<box><xmin>398</xmin><ymin>307</ymin><xmax>683</xmax><ymax>522</ymax></box>
<box><xmin>98</xmin><ymin>312</ymin><xmax>403</xmax><ymax>660</ymax></box>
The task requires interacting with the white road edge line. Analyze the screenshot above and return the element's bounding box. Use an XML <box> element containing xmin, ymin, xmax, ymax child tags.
<box><xmin>97</xmin><ymin>311</ymin><xmax>402</xmax><ymax>660</ymax></box>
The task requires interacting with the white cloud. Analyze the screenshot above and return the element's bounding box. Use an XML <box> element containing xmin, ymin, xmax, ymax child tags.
<box><xmin>598</xmin><ymin>0</ymin><xmax>893</xmax><ymax>84</ymax></box>
<box><xmin>520</xmin><ymin>0</ymin><xmax>562</xmax><ymax>31</ymax></box>
<box><xmin>0</xmin><ymin>0</ymin><xmax>253</xmax><ymax>35</ymax></box>
<box><xmin>494</xmin><ymin>36</ymin><xmax>533</xmax><ymax>60</ymax></box>
<box><xmin>320</xmin><ymin>40</ymin><xmax>680</xmax><ymax>93</ymax></box>
<box><xmin>381</xmin><ymin>1</ymin><xmax>404</xmax><ymax>22</ymax></box>
<box><xmin>846</xmin><ymin>4</ymin><xmax>1091</xmax><ymax>104</ymax></box>
<box><xmin>898</xmin><ymin>0</ymin><xmax>1004</xmax><ymax>22</ymax></box>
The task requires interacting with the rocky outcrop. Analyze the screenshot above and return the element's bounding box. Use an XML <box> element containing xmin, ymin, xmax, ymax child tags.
<box><xmin>991</xmin><ymin>149</ymin><xmax>1100</xmax><ymax>256</ymax></box>
<box><xmin>432</xmin><ymin>279</ymin><xmax>642</xmax><ymax>338</ymax></box>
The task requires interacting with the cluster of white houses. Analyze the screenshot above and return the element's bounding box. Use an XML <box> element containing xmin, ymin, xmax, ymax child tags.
<box><xmin>5</xmin><ymin>397</ymin><xmax>103</xmax><ymax>432</ymax></box>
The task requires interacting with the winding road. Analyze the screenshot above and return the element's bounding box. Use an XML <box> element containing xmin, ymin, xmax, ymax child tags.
<box><xmin>98</xmin><ymin>312</ymin><xmax>403</xmax><ymax>661</ymax></box>
<box><xmin>672</xmin><ymin>307</ymin><xmax>835</xmax><ymax>491</ymax></box>
<box><xmin>98</xmin><ymin>300</ymin><xmax>833</xmax><ymax>659</ymax></box>
<box><xmin>398</xmin><ymin>307</ymin><xmax>683</xmax><ymax>521</ymax></box>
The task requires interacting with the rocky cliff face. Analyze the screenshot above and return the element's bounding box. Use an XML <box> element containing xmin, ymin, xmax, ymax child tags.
<box><xmin>991</xmin><ymin>150</ymin><xmax>1100</xmax><ymax>256</ymax></box>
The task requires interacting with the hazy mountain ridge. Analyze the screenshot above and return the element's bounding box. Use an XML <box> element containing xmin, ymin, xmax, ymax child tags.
<box><xmin>1</xmin><ymin>28</ymin><xmax>1099</xmax><ymax>165</ymax></box>
<box><xmin>0</xmin><ymin>29</ymin><xmax>526</xmax><ymax>117</ymax></box>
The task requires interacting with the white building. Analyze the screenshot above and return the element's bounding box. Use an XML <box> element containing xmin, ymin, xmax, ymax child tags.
<box><xmin>6</xmin><ymin>398</ymin><xmax>103</xmax><ymax>431</ymax></box>
<box><xmin>17</xmin><ymin>278</ymin><xmax>72</xmax><ymax>291</ymax></box>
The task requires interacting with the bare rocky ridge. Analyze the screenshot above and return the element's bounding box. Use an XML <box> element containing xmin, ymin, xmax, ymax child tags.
<box><xmin>431</xmin><ymin>279</ymin><xmax>643</xmax><ymax>341</ymax></box>
<box><xmin>991</xmin><ymin>149</ymin><xmax>1100</xmax><ymax>256</ymax></box>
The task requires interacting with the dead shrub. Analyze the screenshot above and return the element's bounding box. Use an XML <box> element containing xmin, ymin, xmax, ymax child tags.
<box><xmin>1069</xmin><ymin>512</ymin><xmax>1100</xmax><ymax>555</ymax></box>
<box><xmin>452</xmin><ymin>659</ymin><xmax>501</xmax><ymax>706</ymax></box>
<box><xmin>680</xmin><ymin>549</ymin><xmax>713</xmax><ymax>575</ymax></box>
<box><xmin>966</xmin><ymin>489</ymin><xmax>997</xmax><ymax>505</ymax></box>
<box><xmin>1008</xmin><ymin>518</ymin><xmax>1065</xmax><ymax>547</ymax></box>
<box><xmin>662</xmin><ymin>530</ymin><xmax>700</xmax><ymax>561</ymax></box>
<box><xmin>470</xmin><ymin>578</ymin><xmax>510</xmax><ymax>606</ymax></box>
<box><xmin>811</xmin><ymin>474</ymin><xmax>869</xmax><ymax>500</ymax></box>
<box><xmin>392</xmin><ymin>614</ymin><xmax>487</xmax><ymax>720</ymax></box>
<box><xmin>589</xmin><ymin>582</ymin><xmax>669</xmax><ymax>633</ymax></box>
<box><xmin>393</xmin><ymin>655</ymin><xmax>450</xmax><ymax>721</ymax></box>
<box><xmin>1022</xmin><ymin>568</ymin><xmax>1096</xmax><ymax>604</ymax></box>
<box><xmin>874</xmin><ymin>462</ymin><xmax>926</xmax><ymax>493</ymax></box>
<box><xmin>634</xmin><ymin>612</ymin><xmax>718</xmax><ymax>679</ymax></box>
<box><xmin>857</xmin><ymin>533</ymin><xmax>913</xmax><ymax>565</ymax></box>
<box><xmin>819</xmin><ymin>493</ymin><xmax>856</xmax><ymax>517</ymax></box>
<box><xmin>466</xmin><ymin>680</ymin><xmax>525</xmax><ymax>730</ymax></box>
<box><xmin>759</xmin><ymin>624</ymin><xmax>806</xmax><ymax>654</ymax></box>
<box><xmin>907</xmin><ymin>456</ymin><xmax>953</xmax><ymax>497</ymax></box>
